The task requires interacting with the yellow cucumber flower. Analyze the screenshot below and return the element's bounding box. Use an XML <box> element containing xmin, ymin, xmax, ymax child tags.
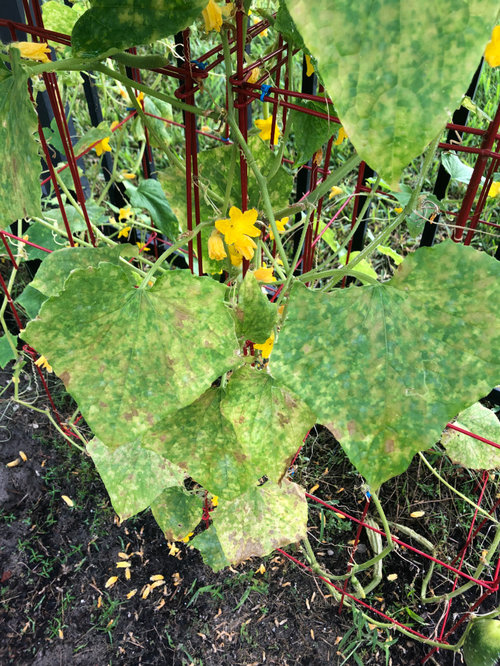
<box><xmin>208</xmin><ymin>229</ymin><xmax>227</xmax><ymax>260</ymax></box>
<box><xmin>488</xmin><ymin>181</ymin><xmax>500</xmax><ymax>198</ymax></box>
<box><xmin>254</xmin><ymin>332</ymin><xmax>274</xmax><ymax>359</ymax></box>
<box><xmin>305</xmin><ymin>54</ymin><xmax>314</xmax><ymax>77</ymax></box>
<box><xmin>329</xmin><ymin>186</ymin><xmax>343</xmax><ymax>200</ymax></box>
<box><xmin>248</xmin><ymin>67</ymin><xmax>260</xmax><ymax>84</ymax></box>
<box><xmin>485</xmin><ymin>26</ymin><xmax>500</xmax><ymax>68</ymax></box>
<box><xmin>215</xmin><ymin>206</ymin><xmax>260</xmax><ymax>260</ymax></box>
<box><xmin>35</xmin><ymin>355</ymin><xmax>52</xmax><ymax>373</ymax></box>
<box><xmin>117</xmin><ymin>225</ymin><xmax>131</xmax><ymax>239</ymax></box>
<box><xmin>334</xmin><ymin>126</ymin><xmax>348</xmax><ymax>146</ymax></box>
<box><xmin>255</xmin><ymin>116</ymin><xmax>281</xmax><ymax>146</ymax></box>
<box><xmin>95</xmin><ymin>137</ymin><xmax>111</xmax><ymax>157</ymax></box>
<box><xmin>255</xmin><ymin>117</ymin><xmax>280</xmax><ymax>145</ymax></box>
<box><xmin>269</xmin><ymin>216</ymin><xmax>288</xmax><ymax>240</ymax></box>
<box><xmin>253</xmin><ymin>264</ymin><xmax>276</xmax><ymax>282</ymax></box>
<box><xmin>228</xmin><ymin>244</ymin><xmax>243</xmax><ymax>266</ymax></box>
<box><xmin>12</xmin><ymin>41</ymin><xmax>51</xmax><ymax>63</ymax></box>
<box><xmin>119</xmin><ymin>206</ymin><xmax>132</xmax><ymax>221</ymax></box>
<box><xmin>203</xmin><ymin>0</ymin><xmax>221</xmax><ymax>32</ymax></box>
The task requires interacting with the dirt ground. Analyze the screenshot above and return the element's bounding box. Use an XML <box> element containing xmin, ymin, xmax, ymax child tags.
<box><xmin>1</xmin><ymin>362</ymin><xmax>498</xmax><ymax>665</ymax></box>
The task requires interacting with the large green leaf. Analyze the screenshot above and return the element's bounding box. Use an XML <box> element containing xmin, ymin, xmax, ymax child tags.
<box><xmin>272</xmin><ymin>242</ymin><xmax>500</xmax><ymax>488</ymax></box>
<box><xmin>285</xmin><ymin>0</ymin><xmax>498</xmax><ymax>187</ymax></box>
<box><xmin>146</xmin><ymin>387</ymin><xmax>257</xmax><ymax>500</ymax></box>
<box><xmin>0</xmin><ymin>49</ymin><xmax>41</xmax><ymax>227</ymax></box>
<box><xmin>151</xmin><ymin>487</ymin><xmax>203</xmax><ymax>541</ymax></box>
<box><xmin>234</xmin><ymin>272</ymin><xmax>277</xmax><ymax>344</ymax></box>
<box><xmin>22</xmin><ymin>265</ymin><xmax>240</xmax><ymax>448</ymax></box>
<box><xmin>192</xmin><ymin>480</ymin><xmax>307</xmax><ymax>568</ymax></box>
<box><xmin>87</xmin><ymin>437</ymin><xmax>185</xmax><ymax>520</ymax></box>
<box><xmin>127</xmin><ymin>179</ymin><xmax>179</xmax><ymax>240</ymax></box>
<box><xmin>220</xmin><ymin>366</ymin><xmax>316</xmax><ymax>484</ymax></box>
<box><xmin>71</xmin><ymin>0</ymin><xmax>207</xmax><ymax>57</ymax></box>
<box><xmin>442</xmin><ymin>403</ymin><xmax>500</xmax><ymax>470</ymax></box>
<box><xmin>29</xmin><ymin>244</ymin><xmax>138</xmax><ymax>299</ymax></box>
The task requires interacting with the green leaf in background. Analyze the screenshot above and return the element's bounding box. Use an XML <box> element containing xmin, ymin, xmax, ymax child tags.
<box><xmin>151</xmin><ymin>487</ymin><xmax>203</xmax><ymax>541</ymax></box>
<box><xmin>42</xmin><ymin>0</ymin><xmax>85</xmax><ymax>38</ymax></box>
<box><xmin>127</xmin><ymin>179</ymin><xmax>179</xmax><ymax>240</ymax></box>
<box><xmin>339</xmin><ymin>250</ymin><xmax>378</xmax><ymax>284</ymax></box>
<box><xmin>285</xmin><ymin>0</ymin><xmax>498</xmax><ymax>187</ymax></box>
<box><xmin>22</xmin><ymin>265</ymin><xmax>240</xmax><ymax>449</ymax></box>
<box><xmin>272</xmin><ymin>242</ymin><xmax>500</xmax><ymax>488</ymax></box>
<box><xmin>290</xmin><ymin>99</ymin><xmax>338</xmax><ymax>166</ymax></box>
<box><xmin>0</xmin><ymin>48</ymin><xmax>41</xmax><ymax>228</ymax></box>
<box><xmin>193</xmin><ymin>480</ymin><xmax>307</xmax><ymax>568</ymax></box>
<box><xmin>377</xmin><ymin>245</ymin><xmax>404</xmax><ymax>266</ymax></box>
<box><xmin>146</xmin><ymin>388</ymin><xmax>257</xmax><ymax>500</ymax></box>
<box><xmin>190</xmin><ymin>528</ymin><xmax>230</xmax><ymax>572</ymax></box>
<box><xmin>71</xmin><ymin>0</ymin><xmax>207</xmax><ymax>57</ymax></box>
<box><xmin>15</xmin><ymin>285</ymin><xmax>46</xmax><ymax>320</ymax></box>
<box><xmin>144</xmin><ymin>96</ymin><xmax>174</xmax><ymax>150</ymax></box>
<box><xmin>234</xmin><ymin>272</ymin><xmax>277</xmax><ymax>344</ymax></box>
<box><xmin>23</xmin><ymin>220</ymin><xmax>65</xmax><ymax>260</ymax></box>
<box><xmin>442</xmin><ymin>403</ymin><xmax>500</xmax><ymax>470</ymax></box>
<box><xmin>0</xmin><ymin>333</ymin><xmax>17</xmax><ymax>368</ymax></box>
<box><xmin>29</xmin><ymin>244</ymin><xmax>138</xmax><ymax>299</ymax></box>
<box><xmin>441</xmin><ymin>151</ymin><xmax>481</xmax><ymax>185</ymax></box>
<box><xmin>87</xmin><ymin>437</ymin><xmax>185</xmax><ymax>520</ymax></box>
<box><xmin>221</xmin><ymin>366</ymin><xmax>316</xmax><ymax>484</ymax></box>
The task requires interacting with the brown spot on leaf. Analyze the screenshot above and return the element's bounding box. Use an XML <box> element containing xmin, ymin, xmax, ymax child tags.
<box><xmin>385</xmin><ymin>439</ymin><xmax>395</xmax><ymax>453</ymax></box>
<box><xmin>324</xmin><ymin>423</ymin><xmax>342</xmax><ymax>442</ymax></box>
<box><xmin>278</xmin><ymin>412</ymin><xmax>290</xmax><ymax>427</ymax></box>
<box><xmin>99</xmin><ymin>402</ymin><xmax>108</xmax><ymax>409</ymax></box>
<box><xmin>123</xmin><ymin>408</ymin><xmax>138</xmax><ymax>422</ymax></box>
<box><xmin>59</xmin><ymin>371</ymin><xmax>71</xmax><ymax>387</ymax></box>
<box><xmin>347</xmin><ymin>421</ymin><xmax>357</xmax><ymax>436</ymax></box>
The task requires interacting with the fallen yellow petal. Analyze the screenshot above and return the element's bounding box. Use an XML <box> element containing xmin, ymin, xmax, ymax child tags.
<box><xmin>150</xmin><ymin>580</ymin><xmax>165</xmax><ymax>589</ymax></box>
<box><xmin>117</xmin><ymin>552</ymin><xmax>129</xmax><ymax>559</ymax></box>
<box><xmin>126</xmin><ymin>589</ymin><xmax>137</xmax><ymax>599</ymax></box>
<box><xmin>97</xmin><ymin>596</ymin><xmax>102</xmax><ymax>608</ymax></box>
<box><xmin>410</xmin><ymin>510</ymin><xmax>425</xmax><ymax>518</ymax></box>
<box><xmin>19</xmin><ymin>450</ymin><xmax>28</xmax><ymax>462</ymax></box>
<box><xmin>150</xmin><ymin>574</ymin><xmax>164</xmax><ymax>581</ymax></box>
<box><xmin>105</xmin><ymin>576</ymin><xmax>118</xmax><ymax>589</ymax></box>
<box><xmin>256</xmin><ymin>564</ymin><xmax>266</xmax><ymax>575</ymax></box>
<box><xmin>141</xmin><ymin>584</ymin><xmax>151</xmax><ymax>599</ymax></box>
<box><xmin>309</xmin><ymin>484</ymin><xmax>319</xmax><ymax>494</ymax></box>
<box><xmin>116</xmin><ymin>561</ymin><xmax>131</xmax><ymax>568</ymax></box>
<box><xmin>61</xmin><ymin>495</ymin><xmax>74</xmax><ymax>507</ymax></box>
<box><xmin>7</xmin><ymin>459</ymin><xmax>20</xmax><ymax>467</ymax></box>
<box><xmin>58</xmin><ymin>629</ymin><xmax>64</xmax><ymax>639</ymax></box>
<box><xmin>125</xmin><ymin>567</ymin><xmax>131</xmax><ymax>581</ymax></box>
<box><xmin>387</xmin><ymin>573</ymin><xmax>398</xmax><ymax>582</ymax></box>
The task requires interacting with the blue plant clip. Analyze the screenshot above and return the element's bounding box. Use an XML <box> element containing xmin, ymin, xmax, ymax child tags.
<box><xmin>221</xmin><ymin>137</ymin><xmax>230</xmax><ymax>143</ymax></box>
<box><xmin>191</xmin><ymin>59</ymin><xmax>207</xmax><ymax>70</ymax></box>
<box><xmin>365</xmin><ymin>488</ymin><xmax>371</xmax><ymax>499</ymax></box>
<box><xmin>259</xmin><ymin>84</ymin><xmax>272</xmax><ymax>101</ymax></box>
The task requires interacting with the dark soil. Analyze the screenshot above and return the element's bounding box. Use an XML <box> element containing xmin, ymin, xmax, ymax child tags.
<box><xmin>1</xmin><ymin>363</ymin><xmax>498</xmax><ymax>666</ymax></box>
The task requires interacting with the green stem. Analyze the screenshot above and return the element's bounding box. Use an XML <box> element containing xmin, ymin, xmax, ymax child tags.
<box><xmin>301</xmin><ymin>134</ymin><xmax>441</xmax><ymax>286</ymax></box>
<box><xmin>222</xmin><ymin>143</ymin><xmax>238</xmax><ymax>217</ymax></box>
<box><xmin>220</xmin><ymin>30</ymin><xmax>290</xmax><ymax>273</ymax></box>
<box><xmin>14</xmin><ymin>399</ymin><xmax>86</xmax><ymax>452</ymax></box>
<box><xmin>418</xmin><ymin>452</ymin><xmax>499</xmax><ymax>525</ymax></box>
